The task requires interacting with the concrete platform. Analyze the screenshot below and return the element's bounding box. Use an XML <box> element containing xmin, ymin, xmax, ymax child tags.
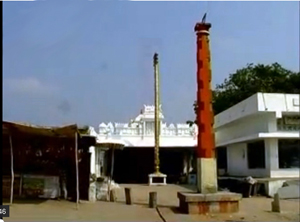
<box><xmin>177</xmin><ymin>191</ymin><xmax>242</xmax><ymax>214</ymax></box>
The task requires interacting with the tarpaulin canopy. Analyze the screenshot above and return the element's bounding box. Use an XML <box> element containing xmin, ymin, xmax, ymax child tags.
<box><xmin>2</xmin><ymin>121</ymin><xmax>96</xmax><ymax>208</ymax></box>
<box><xmin>2</xmin><ymin>121</ymin><xmax>79</xmax><ymax>138</ymax></box>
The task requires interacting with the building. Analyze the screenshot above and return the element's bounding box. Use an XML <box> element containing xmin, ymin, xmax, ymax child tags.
<box><xmin>89</xmin><ymin>105</ymin><xmax>197</xmax><ymax>184</ymax></box>
<box><xmin>215</xmin><ymin>93</ymin><xmax>300</xmax><ymax>196</ymax></box>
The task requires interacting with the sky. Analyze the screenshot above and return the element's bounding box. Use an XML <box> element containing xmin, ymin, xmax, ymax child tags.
<box><xmin>3</xmin><ymin>1</ymin><xmax>299</xmax><ymax>128</ymax></box>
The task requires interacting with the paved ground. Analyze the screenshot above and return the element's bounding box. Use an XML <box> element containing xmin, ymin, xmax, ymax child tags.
<box><xmin>4</xmin><ymin>184</ymin><xmax>300</xmax><ymax>221</ymax></box>
<box><xmin>5</xmin><ymin>200</ymin><xmax>161</xmax><ymax>221</ymax></box>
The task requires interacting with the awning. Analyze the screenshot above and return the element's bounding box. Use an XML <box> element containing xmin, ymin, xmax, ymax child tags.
<box><xmin>2</xmin><ymin>121</ymin><xmax>78</xmax><ymax>138</ymax></box>
<box><xmin>96</xmin><ymin>138</ymin><xmax>127</xmax><ymax>149</ymax></box>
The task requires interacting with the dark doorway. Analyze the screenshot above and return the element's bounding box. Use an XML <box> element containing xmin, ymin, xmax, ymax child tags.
<box><xmin>113</xmin><ymin>148</ymin><xmax>153</xmax><ymax>183</ymax></box>
<box><xmin>278</xmin><ymin>139</ymin><xmax>300</xmax><ymax>169</ymax></box>
<box><xmin>216</xmin><ymin>146</ymin><xmax>227</xmax><ymax>170</ymax></box>
<box><xmin>113</xmin><ymin>148</ymin><xmax>187</xmax><ymax>184</ymax></box>
<box><xmin>247</xmin><ymin>140</ymin><xmax>266</xmax><ymax>169</ymax></box>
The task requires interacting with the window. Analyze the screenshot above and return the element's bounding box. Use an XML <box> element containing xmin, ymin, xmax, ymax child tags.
<box><xmin>247</xmin><ymin>141</ymin><xmax>265</xmax><ymax>169</ymax></box>
<box><xmin>278</xmin><ymin>139</ymin><xmax>300</xmax><ymax>169</ymax></box>
<box><xmin>216</xmin><ymin>147</ymin><xmax>227</xmax><ymax>169</ymax></box>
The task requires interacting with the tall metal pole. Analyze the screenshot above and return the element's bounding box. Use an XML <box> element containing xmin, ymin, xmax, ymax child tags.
<box><xmin>153</xmin><ymin>53</ymin><xmax>160</xmax><ymax>174</ymax></box>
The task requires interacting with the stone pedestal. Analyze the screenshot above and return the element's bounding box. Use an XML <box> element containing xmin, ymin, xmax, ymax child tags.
<box><xmin>177</xmin><ymin>192</ymin><xmax>242</xmax><ymax>214</ymax></box>
<box><xmin>197</xmin><ymin>158</ymin><xmax>218</xmax><ymax>193</ymax></box>
<box><xmin>148</xmin><ymin>173</ymin><xmax>167</xmax><ymax>186</ymax></box>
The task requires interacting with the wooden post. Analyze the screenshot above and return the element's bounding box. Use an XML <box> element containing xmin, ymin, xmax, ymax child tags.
<box><xmin>125</xmin><ymin>187</ymin><xmax>132</xmax><ymax>205</ymax></box>
<box><xmin>19</xmin><ymin>175</ymin><xmax>23</xmax><ymax>197</ymax></box>
<box><xmin>75</xmin><ymin>133</ymin><xmax>79</xmax><ymax>210</ymax></box>
<box><xmin>271</xmin><ymin>193</ymin><xmax>280</xmax><ymax>212</ymax></box>
<box><xmin>110</xmin><ymin>189</ymin><xmax>116</xmax><ymax>202</ymax></box>
<box><xmin>9</xmin><ymin>136</ymin><xmax>14</xmax><ymax>205</ymax></box>
<box><xmin>149</xmin><ymin>192</ymin><xmax>157</xmax><ymax>208</ymax></box>
<box><xmin>107</xmin><ymin>146</ymin><xmax>115</xmax><ymax>201</ymax></box>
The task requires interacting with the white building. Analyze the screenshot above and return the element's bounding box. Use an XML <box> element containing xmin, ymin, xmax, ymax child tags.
<box><xmin>215</xmin><ymin>93</ymin><xmax>300</xmax><ymax>196</ymax></box>
<box><xmin>89</xmin><ymin>105</ymin><xmax>197</xmax><ymax>184</ymax></box>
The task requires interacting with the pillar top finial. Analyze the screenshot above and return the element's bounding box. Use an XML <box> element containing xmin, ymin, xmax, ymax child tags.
<box><xmin>194</xmin><ymin>22</ymin><xmax>211</xmax><ymax>33</ymax></box>
<box><xmin>153</xmin><ymin>52</ymin><xmax>159</xmax><ymax>65</ymax></box>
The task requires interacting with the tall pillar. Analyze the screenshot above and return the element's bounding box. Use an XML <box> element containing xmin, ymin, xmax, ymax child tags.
<box><xmin>89</xmin><ymin>146</ymin><xmax>96</xmax><ymax>176</ymax></box>
<box><xmin>265</xmin><ymin>138</ymin><xmax>279</xmax><ymax>177</ymax></box>
<box><xmin>195</xmin><ymin>22</ymin><xmax>218</xmax><ymax>194</ymax></box>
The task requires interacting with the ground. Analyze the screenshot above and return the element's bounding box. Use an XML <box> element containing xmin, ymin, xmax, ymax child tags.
<box><xmin>4</xmin><ymin>184</ymin><xmax>300</xmax><ymax>221</ymax></box>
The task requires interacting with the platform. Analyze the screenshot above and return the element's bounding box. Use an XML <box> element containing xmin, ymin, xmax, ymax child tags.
<box><xmin>148</xmin><ymin>173</ymin><xmax>167</xmax><ymax>186</ymax></box>
<box><xmin>177</xmin><ymin>191</ymin><xmax>242</xmax><ymax>214</ymax></box>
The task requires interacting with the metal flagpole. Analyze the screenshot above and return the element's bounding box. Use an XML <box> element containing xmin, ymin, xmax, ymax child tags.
<box><xmin>153</xmin><ymin>53</ymin><xmax>160</xmax><ymax>174</ymax></box>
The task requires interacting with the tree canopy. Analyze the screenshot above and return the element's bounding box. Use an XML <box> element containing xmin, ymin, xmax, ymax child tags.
<box><xmin>187</xmin><ymin>63</ymin><xmax>300</xmax><ymax>125</ymax></box>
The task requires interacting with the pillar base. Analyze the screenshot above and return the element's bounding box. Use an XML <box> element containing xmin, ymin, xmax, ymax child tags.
<box><xmin>148</xmin><ymin>172</ymin><xmax>167</xmax><ymax>186</ymax></box>
<box><xmin>177</xmin><ymin>192</ymin><xmax>242</xmax><ymax>214</ymax></box>
<box><xmin>88</xmin><ymin>182</ymin><xmax>96</xmax><ymax>202</ymax></box>
<box><xmin>197</xmin><ymin>158</ymin><xmax>218</xmax><ymax>193</ymax></box>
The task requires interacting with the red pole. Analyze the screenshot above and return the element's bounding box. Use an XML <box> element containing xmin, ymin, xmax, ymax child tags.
<box><xmin>194</xmin><ymin>21</ymin><xmax>218</xmax><ymax>194</ymax></box>
<box><xmin>195</xmin><ymin>22</ymin><xmax>215</xmax><ymax>159</ymax></box>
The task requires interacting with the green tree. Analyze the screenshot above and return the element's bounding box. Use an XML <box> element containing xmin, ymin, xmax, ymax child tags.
<box><xmin>187</xmin><ymin>63</ymin><xmax>300</xmax><ymax>125</ymax></box>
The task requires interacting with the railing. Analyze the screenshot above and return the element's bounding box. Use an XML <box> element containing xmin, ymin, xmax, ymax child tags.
<box><xmin>277</xmin><ymin>118</ymin><xmax>300</xmax><ymax>131</ymax></box>
<box><xmin>99</xmin><ymin>127</ymin><xmax>194</xmax><ymax>137</ymax></box>
<box><xmin>277</xmin><ymin>124</ymin><xmax>300</xmax><ymax>131</ymax></box>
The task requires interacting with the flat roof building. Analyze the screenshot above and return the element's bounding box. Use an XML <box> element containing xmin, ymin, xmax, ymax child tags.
<box><xmin>215</xmin><ymin>93</ymin><xmax>300</xmax><ymax>196</ymax></box>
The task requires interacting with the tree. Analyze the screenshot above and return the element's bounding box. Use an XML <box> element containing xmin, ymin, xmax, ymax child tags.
<box><xmin>187</xmin><ymin>63</ymin><xmax>300</xmax><ymax>125</ymax></box>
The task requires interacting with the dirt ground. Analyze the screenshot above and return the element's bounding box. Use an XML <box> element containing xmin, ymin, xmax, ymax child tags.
<box><xmin>4</xmin><ymin>184</ymin><xmax>300</xmax><ymax>221</ymax></box>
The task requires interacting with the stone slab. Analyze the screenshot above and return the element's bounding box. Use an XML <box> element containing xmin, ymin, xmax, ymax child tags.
<box><xmin>177</xmin><ymin>192</ymin><xmax>242</xmax><ymax>214</ymax></box>
<box><xmin>148</xmin><ymin>173</ymin><xmax>167</xmax><ymax>178</ymax></box>
<box><xmin>278</xmin><ymin>185</ymin><xmax>300</xmax><ymax>199</ymax></box>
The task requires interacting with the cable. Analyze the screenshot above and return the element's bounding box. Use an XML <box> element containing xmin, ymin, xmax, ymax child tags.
<box><xmin>156</xmin><ymin>207</ymin><xmax>167</xmax><ymax>222</ymax></box>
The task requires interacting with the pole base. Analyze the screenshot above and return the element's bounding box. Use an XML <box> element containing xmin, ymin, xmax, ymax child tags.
<box><xmin>197</xmin><ymin>158</ymin><xmax>218</xmax><ymax>193</ymax></box>
<box><xmin>148</xmin><ymin>172</ymin><xmax>167</xmax><ymax>186</ymax></box>
<box><xmin>177</xmin><ymin>191</ymin><xmax>242</xmax><ymax>214</ymax></box>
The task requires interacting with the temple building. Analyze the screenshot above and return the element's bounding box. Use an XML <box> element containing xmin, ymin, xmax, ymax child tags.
<box><xmin>89</xmin><ymin>105</ymin><xmax>197</xmax><ymax>184</ymax></box>
<box><xmin>215</xmin><ymin>93</ymin><xmax>300</xmax><ymax>196</ymax></box>
<box><xmin>88</xmin><ymin>92</ymin><xmax>299</xmax><ymax>195</ymax></box>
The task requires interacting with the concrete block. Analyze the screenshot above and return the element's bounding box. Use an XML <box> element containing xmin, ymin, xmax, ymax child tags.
<box><xmin>278</xmin><ymin>185</ymin><xmax>300</xmax><ymax>199</ymax></box>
